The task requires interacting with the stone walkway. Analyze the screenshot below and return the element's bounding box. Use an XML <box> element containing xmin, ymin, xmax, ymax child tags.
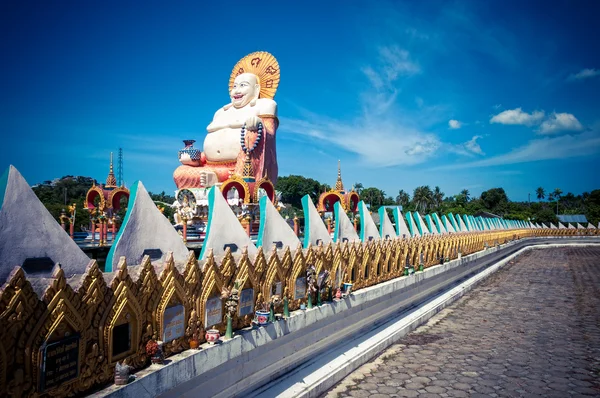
<box><xmin>323</xmin><ymin>247</ymin><xmax>600</xmax><ymax>397</ymax></box>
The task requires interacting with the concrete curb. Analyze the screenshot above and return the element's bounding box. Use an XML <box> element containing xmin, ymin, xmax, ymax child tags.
<box><xmin>250</xmin><ymin>242</ymin><xmax>600</xmax><ymax>398</ymax></box>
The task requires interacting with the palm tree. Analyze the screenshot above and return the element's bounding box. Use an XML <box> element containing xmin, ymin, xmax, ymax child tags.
<box><xmin>552</xmin><ymin>188</ymin><xmax>562</xmax><ymax>215</ymax></box>
<box><xmin>353</xmin><ymin>182</ymin><xmax>364</xmax><ymax>194</ymax></box>
<box><xmin>395</xmin><ymin>189</ymin><xmax>410</xmax><ymax>208</ymax></box>
<box><xmin>460</xmin><ymin>189</ymin><xmax>470</xmax><ymax>202</ymax></box>
<box><xmin>412</xmin><ymin>186</ymin><xmax>433</xmax><ymax>212</ymax></box>
<box><xmin>433</xmin><ymin>186</ymin><xmax>445</xmax><ymax>210</ymax></box>
<box><xmin>535</xmin><ymin>187</ymin><xmax>545</xmax><ymax>201</ymax></box>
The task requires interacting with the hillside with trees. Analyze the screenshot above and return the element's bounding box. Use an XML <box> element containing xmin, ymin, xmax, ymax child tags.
<box><xmin>275</xmin><ymin>176</ymin><xmax>600</xmax><ymax>226</ymax></box>
<box><xmin>30</xmin><ymin>174</ymin><xmax>600</xmax><ymax>230</ymax></box>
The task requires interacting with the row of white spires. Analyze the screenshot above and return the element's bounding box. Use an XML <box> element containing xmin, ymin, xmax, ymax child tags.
<box><xmin>1</xmin><ymin>164</ymin><xmax>597</xmax><ymax>284</ymax></box>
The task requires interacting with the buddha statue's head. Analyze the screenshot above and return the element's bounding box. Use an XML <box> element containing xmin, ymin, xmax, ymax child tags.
<box><xmin>230</xmin><ymin>73</ymin><xmax>260</xmax><ymax>108</ymax></box>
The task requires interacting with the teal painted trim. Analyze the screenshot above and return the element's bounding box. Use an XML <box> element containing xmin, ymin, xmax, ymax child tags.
<box><xmin>378</xmin><ymin>207</ymin><xmax>386</xmax><ymax>238</ymax></box>
<box><xmin>413</xmin><ymin>212</ymin><xmax>424</xmax><ymax>235</ymax></box>
<box><xmin>405</xmin><ymin>211</ymin><xmax>415</xmax><ymax>236</ymax></box>
<box><xmin>454</xmin><ymin>214</ymin><xmax>461</xmax><ymax>231</ymax></box>
<box><xmin>333</xmin><ymin>201</ymin><xmax>341</xmax><ymax>242</ymax></box>
<box><xmin>448</xmin><ymin>213</ymin><xmax>458</xmax><ymax>231</ymax></box>
<box><xmin>433</xmin><ymin>214</ymin><xmax>443</xmax><ymax>233</ymax></box>
<box><xmin>106</xmin><ymin>180</ymin><xmax>140</xmax><ymax>272</ymax></box>
<box><xmin>302</xmin><ymin>194</ymin><xmax>312</xmax><ymax>248</ymax></box>
<box><xmin>393</xmin><ymin>207</ymin><xmax>401</xmax><ymax>236</ymax></box>
<box><xmin>255</xmin><ymin>195</ymin><xmax>268</xmax><ymax>248</ymax></box>
<box><xmin>0</xmin><ymin>166</ymin><xmax>9</xmax><ymax>212</ymax></box>
<box><xmin>199</xmin><ymin>186</ymin><xmax>217</xmax><ymax>259</ymax></box>
<box><xmin>358</xmin><ymin>201</ymin><xmax>366</xmax><ymax>242</ymax></box>
<box><xmin>462</xmin><ymin>214</ymin><xmax>470</xmax><ymax>231</ymax></box>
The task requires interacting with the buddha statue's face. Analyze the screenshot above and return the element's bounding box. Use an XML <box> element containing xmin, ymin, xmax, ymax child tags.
<box><xmin>230</xmin><ymin>73</ymin><xmax>260</xmax><ymax>108</ymax></box>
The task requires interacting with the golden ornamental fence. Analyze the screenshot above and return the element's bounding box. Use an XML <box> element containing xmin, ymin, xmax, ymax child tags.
<box><xmin>0</xmin><ymin>228</ymin><xmax>592</xmax><ymax>397</ymax></box>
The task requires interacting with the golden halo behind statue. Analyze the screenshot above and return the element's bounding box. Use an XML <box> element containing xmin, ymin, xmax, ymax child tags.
<box><xmin>229</xmin><ymin>51</ymin><xmax>280</xmax><ymax>99</ymax></box>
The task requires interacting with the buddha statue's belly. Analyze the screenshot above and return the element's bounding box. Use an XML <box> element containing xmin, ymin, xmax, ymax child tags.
<box><xmin>203</xmin><ymin>128</ymin><xmax>242</xmax><ymax>161</ymax></box>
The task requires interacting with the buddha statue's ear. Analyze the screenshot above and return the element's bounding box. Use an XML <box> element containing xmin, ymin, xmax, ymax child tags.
<box><xmin>250</xmin><ymin>99</ymin><xmax>257</xmax><ymax>107</ymax></box>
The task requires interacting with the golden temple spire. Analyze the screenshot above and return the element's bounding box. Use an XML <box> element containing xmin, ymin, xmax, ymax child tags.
<box><xmin>105</xmin><ymin>152</ymin><xmax>117</xmax><ymax>188</ymax></box>
<box><xmin>335</xmin><ymin>159</ymin><xmax>344</xmax><ymax>191</ymax></box>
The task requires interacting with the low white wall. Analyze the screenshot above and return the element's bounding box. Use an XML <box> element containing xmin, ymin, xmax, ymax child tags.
<box><xmin>93</xmin><ymin>236</ymin><xmax>600</xmax><ymax>398</ymax></box>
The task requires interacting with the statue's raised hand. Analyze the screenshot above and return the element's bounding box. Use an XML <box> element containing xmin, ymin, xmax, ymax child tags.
<box><xmin>245</xmin><ymin>116</ymin><xmax>261</xmax><ymax>131</ymax></box>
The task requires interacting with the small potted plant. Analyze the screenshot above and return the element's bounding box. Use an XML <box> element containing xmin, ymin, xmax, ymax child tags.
<box><xmin>146</xmin><ymin>336</ymin><xmax>164</xmax><ymax>364</ymax></box>
<box><xmin>254</xmin><ymin>294</ymin><xmax>270</xmax><ymax>326</ymax></box>
<box><xmin>205</xmin><ymin>326</ymin><xmax>220</xmax><ymax>344</ymax></box>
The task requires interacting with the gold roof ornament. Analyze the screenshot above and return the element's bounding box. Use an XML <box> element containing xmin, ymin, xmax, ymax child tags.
<box><xmin>105</xmin><ymin>152</ymin><xmax>117</xmax><ymax>188</ymax></box>
<box><xmin>229</xmin><ymin>51</ymin><xmax>280</xmax><ymax>99</ymax></box>
<box><xmin>335</xmin><ymin>159</ymin><xmax>344</xmax><ymax>191</ymax></box>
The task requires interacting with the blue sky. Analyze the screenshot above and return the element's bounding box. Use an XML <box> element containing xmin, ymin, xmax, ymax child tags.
<box><xmin>2</xmin><ymin>0</ymin><xmax>599</xmax><ymax>201</ymax></box>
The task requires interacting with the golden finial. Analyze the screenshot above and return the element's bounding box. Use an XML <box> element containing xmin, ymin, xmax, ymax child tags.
<box><xmin>335</xmin><ymin>159</ymin><xmax>344</xmax><ymax>191</ymax></box>
<box><xmin>105</xmin><ymin>152</ymin><xmax>117</xmax><ymax>188</ymax></box>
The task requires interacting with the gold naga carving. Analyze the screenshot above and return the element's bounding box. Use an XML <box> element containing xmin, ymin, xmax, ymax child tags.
<box><xmin>0</xmin><ymin>228</ymin><xmax>566</xmax><ymax>397</ymax></box>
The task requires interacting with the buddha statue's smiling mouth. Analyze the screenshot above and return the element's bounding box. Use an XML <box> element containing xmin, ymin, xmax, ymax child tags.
<box><xmin>233</xmin><ymin>94</ymin><xmax>244</xmax><ymax>100</ymax></box>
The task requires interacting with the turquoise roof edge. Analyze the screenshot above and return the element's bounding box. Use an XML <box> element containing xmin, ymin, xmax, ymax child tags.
<box><xmin>106</xmin><ymin>180</ymin><xmax>140</xmax><ymax>272</ymax></box>
<box><xmin>199</xmin><ymin>186</ymin><xmax>216</xmax><ymax>260</ymax></box>
<box><xmin>255</xmin><ymin>195</ymin><xmax>268</xmax><ymax>248</ymax></box>
<box><xmin>302</xmin><ymin>195</ymin><xmax>311</xmax><ymax>249</ymax></box>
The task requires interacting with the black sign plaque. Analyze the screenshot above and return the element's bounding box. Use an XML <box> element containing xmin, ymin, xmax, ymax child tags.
<box><xmin>39</xmin><ymin>334</ymin><xmax>80</xmax><ymax>393</ymax></box>
<box><xmin>142</xmin><ymin>248</ymin><xmax>163</xmax><ymax>260</ymax></box>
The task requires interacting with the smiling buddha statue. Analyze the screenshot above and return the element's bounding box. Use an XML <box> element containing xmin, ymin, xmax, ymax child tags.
<box><xmin>173</xmin><ymin>51</ymin><xmax>280</xmax><ymax>189</ymax></box>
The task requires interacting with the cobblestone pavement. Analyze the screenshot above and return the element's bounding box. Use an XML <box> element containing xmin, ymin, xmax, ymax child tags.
<box><xmin>323</xmin><ymin>247</ymin><xmax>600</xmax><ymax>397</ymax></box>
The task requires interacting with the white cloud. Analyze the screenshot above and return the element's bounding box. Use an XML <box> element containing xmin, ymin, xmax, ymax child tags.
<box><xmin>434</xmin><ymin>130</ymin><xmax>600</xmax><ymax>170</ymax></box>
<box><xmin>538</xmin><ymin>112</ymin><xmax>584</xmax><ymax>134</ymax></box>
<box><xmin>490</xmin><ymin>108</ymin><xmax>545</xmax><ymax>126</ymax></box>
<box><xmin>464</xmin><ymin>135</ymin><xmax>484</xmax><ymax>155</ymax></box>
<box><xmin>447</xmin><ymin>135</ymin><xmax>484</xmax><ymax>157</ymax></box>
<box><xmin>568</xmin><ymin>68</ymin><xmax>599</xmax><ymax>81</ymax></box>
<box><xmin>448</xmin><ymin>119</ymin><xmax>462</xmax><ymax>129</ymax></box>
<box><xmin>361</xmin><ymin>45</ymin><xmax>421</xmax><ymax>92</ymax></box>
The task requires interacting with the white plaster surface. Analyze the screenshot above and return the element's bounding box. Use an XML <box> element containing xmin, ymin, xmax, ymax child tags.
<box><xmin>425</xmin><ymin>214</ymin><xmax>439</xmax><ymax>235</ymax></box>
<box><xmin>414</xmin><ymin>212</ymin><xmax>430</xmax><ymax>235</ymax></box>
<box><xmin>404</xmin><ymin>212</ymin><xmax>419</xmax><ymax>237</ymax></box>
<box><xmin>432</xmin><ymin>213</ymin><xmax>447</xmax><ymax>234</ymax></box>
<box><xmin>257</xmin><ymin>196</ymin><xmax>300</xmax><ymax>250</ymax></box>
<box><xmin>201</xmin><ymin>186</ymin><xmax>257</xmax><ymax>259</ymax></box>
<box><xmin>107</xmin><ymin>181</ymin><xmax>189</xmax><ymax>271</ymax></box>
<box><xmin>359</xmin><ymin>201</ymin><xmax>380</xmax><ymax>242</ymax></box>
<box><xmin>393</xmin><ymin>208</ymin><xmax>411</xmax><ymax>238</ymax></box>
<box><xmin>302</xmin><ymin>195</ymin><xmax>332</xmax><ymax>248</ymax></box>
<box><xmin>334</xmin><ymin>202</ymin><xmax>359</xmax><ymax>243</ymax></box>
<box><xmin>378</xmin><ymin>207</ymin><xmax>397</xmax><ymax>239</ymax></box>
<box><xmin>0</xmin><ymin>165</ymin><xmax>91</xmax><ymax>283</ymax></box>
<box><xmin>457</xmin><ymin>214</ymin><xmax>468</xmax><ymax>231</ymax></box>
<box><xmin>442</xmin><ymin>215</ymin><xmax>455</xmax><ymax>233</ymax></box>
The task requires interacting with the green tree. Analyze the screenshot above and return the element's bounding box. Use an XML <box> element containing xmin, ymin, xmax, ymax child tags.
<box><xmin>395</xmin><ymin>189</ymin><xmax>410</xmax><ymax>208</ymax></box>
<box><xmin>480</xmin><ymin>187</ymin><xmax>509</xmax><ymax>215</ymax></box>
<box><xmin>361</xmin><ymin>187</ymin><xmax>386</xmax><ymax>210</ymax></box>
<box><xmin>412</xmin><ymin>186</ymin><xmax>433</xmax><ymax>212</ymax></box>
<box><xmin>535</xmin><ymin>187</ymin><xmax>545</xmax><ymax>201</ymax></box>
<box><xmin>275</xmin><ymin>175</ymin><xmax>327</xmax><ymax>209</ymax></box>
<box><xmin>433</xmin><ymin>186</ymin><xmax>444</xmax><ymax>211</ymax></box>
<box><xmin>460</xmin><ymin>189</ymin><xmax>470</xmax><ymax>202</ymax></box>
<box><xmin>353</xmin><ymin>182</ymin><xmax>364</xmax><ymax>194</ymax></box>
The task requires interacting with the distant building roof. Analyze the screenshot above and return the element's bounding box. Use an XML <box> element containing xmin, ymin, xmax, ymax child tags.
<box><xmin>557</xmin><ymin>214</ymin><xmax>588</xmax><ymax>223</ymax></box>
<box><xmin>473</xmin><ymin>211</ymin><xmax>501</xmax><ymax>218</ymax></box>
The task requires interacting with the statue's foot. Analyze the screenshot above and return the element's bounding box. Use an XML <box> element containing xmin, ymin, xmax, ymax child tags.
<box><xmin>173</xmin><ymin>165</ymin><xmax>219</xmax><ymax>189</ymax></box>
